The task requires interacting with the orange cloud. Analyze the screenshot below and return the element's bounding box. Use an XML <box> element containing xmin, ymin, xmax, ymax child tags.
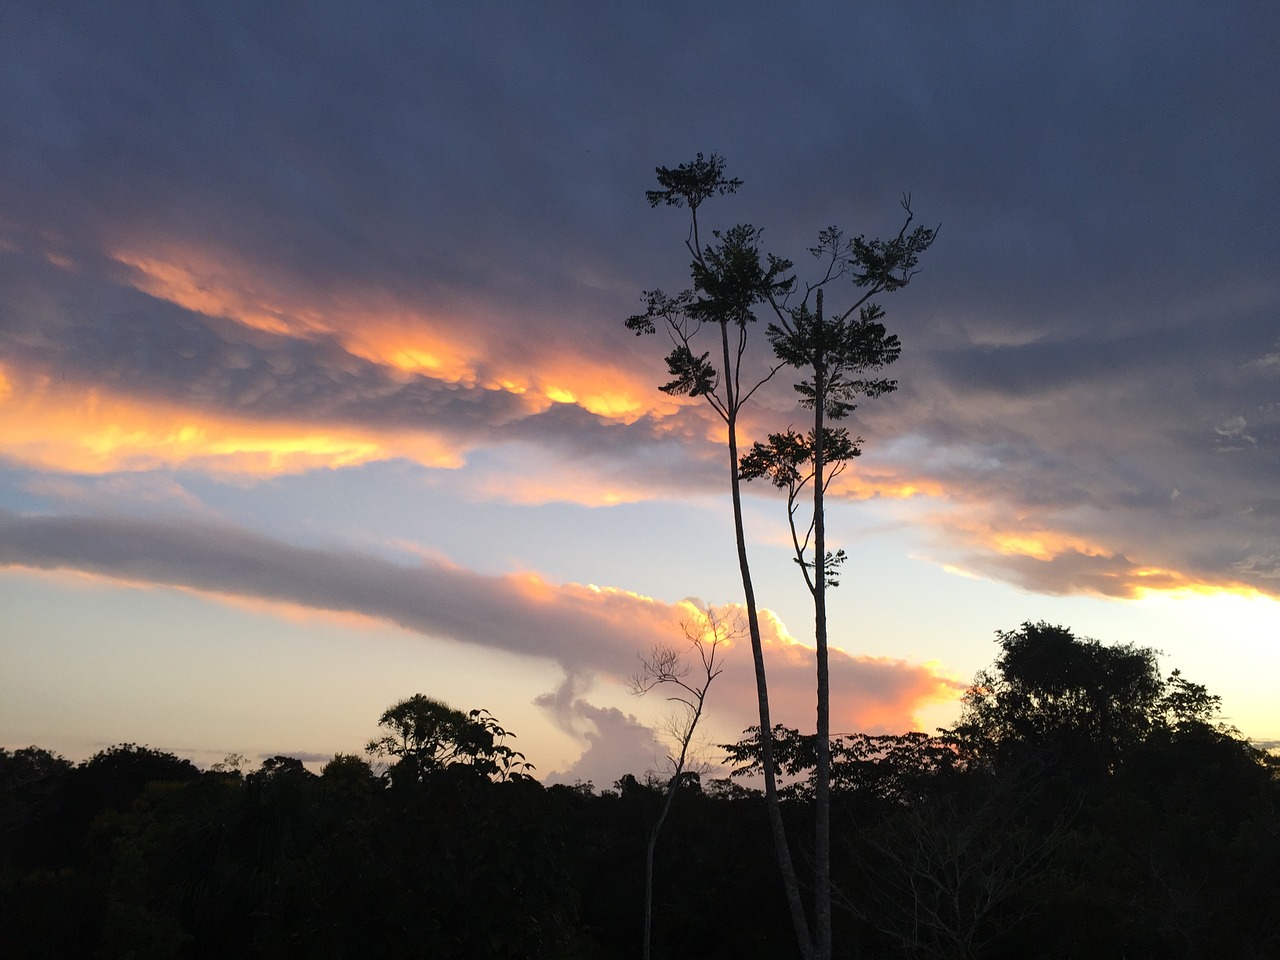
<box><xmin>986</xmin><ymin>527</ymin><xmax>1109</xmax><ymax>562</ymax></box>
<box><xmin>745</xmin><ymin>608</ymin><xmax>966</xmax><ymax>733</ymax></box>
<box><xmin>920</xmin><ymin>504</ymin><xmax>1271</xmax><ymax>601</ymax></box>
<box><xmin>928</xmin><ymin>507</ymin><xmax>1110</xmax><ymax>565</ymax></box>
<box><xmin>463</xmin><ymin>578</ymin><xmax>965</xmax><ymax>735</ymax></box>
<box><xmin>113</xmin><ymin>248</ymin><xmax>336</xmax><ymax>339</ymax></box>
<box><xmin>1128</xmin><ymin>569</ymin><xmax>1273</xmax><ymax>602</ymax></box>
<box><xmin>111</xmin><ymin>242</ymin><xmax>678</xmax><ymax>426</ymax></box>
<box><xmin>0</xmin><ymin>364</ymin><xmax>463</xmax><ymax>475</ymax></box>
<box><xmin>826</xmin><ymin>466</ymin><xmax>947</xmax><ymax>501</ymax></box>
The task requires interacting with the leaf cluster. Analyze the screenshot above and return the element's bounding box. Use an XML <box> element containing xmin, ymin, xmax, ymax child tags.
<box><xmin>765</xmin><ymin>203</ymin><xmax>936</xmax><ymax>423</ymax></box>
<box><xmin>805</xmin><ymin>214</ymin><xmax>936</xmax><ymax>293</ymax></box>
<box><xmin>739</xmin><ymin>427</ymin><xmax>863</xmax><ymax>488</ymax></box>
<box><xmin>645</xmin><ymin>152</ymin><xmax>742</xmax><ymax>210</ymax></box>
<box><xmin>626</xmin><ymin>156</ymin><xmax>796</xmax><ymax>423</ymax></box>
<box><xmin>739</xmin><ymin>427</ymin><xmax>861</xmax><ymax>590</ymax></box>
<box><xmin>769</xmin><ymin>301</ymin><xmax>902</xmax><ymax>419</ymax></box>
<box><xmin>689</xmin><ymin>224</ymin><xmax>793</xmax><ymax>328</ymax></box>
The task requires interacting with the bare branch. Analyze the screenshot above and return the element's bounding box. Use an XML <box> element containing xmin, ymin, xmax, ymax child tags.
<box><xmin>632</xmin><ymin>605</ymin><xmax>736</xmax><ymax>960</ymax></box>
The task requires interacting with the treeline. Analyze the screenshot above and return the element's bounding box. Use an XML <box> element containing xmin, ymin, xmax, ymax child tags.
<box><xmin>3</xmin><ymin>623</ymin><xmax>1277</xmax><ymax>959</ymax></box>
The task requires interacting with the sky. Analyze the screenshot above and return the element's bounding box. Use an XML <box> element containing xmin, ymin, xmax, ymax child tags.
<box><xmin>1</xmin><ymin>2</ymin><xmax>1277</xmax><ymax>786</ymax></box>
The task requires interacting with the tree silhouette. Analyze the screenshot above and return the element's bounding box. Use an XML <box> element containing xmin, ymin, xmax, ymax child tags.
<box><xmin>625</xmin><ymin>152</ymin><xmax>814</xmax><ymax>954</ymax></box>
<box><xmin>949</xmin><ymin>621</ymin><xmax>1166</xmax><ymax>778</ymax></box>
<box><xmin>629</xmin><ymin>605</ymin><xmax>732</xmax><ymax>960</ymax></box>
<box><xmin>746</xmin><ymin>204</ymin><xmax>936</xmax><ymax>957</ymax></box>
<box><xmin>631</xmin><ymin>154</ymin><xmax>936</xmax><ymax>959</ymax></box>
<box><xmin>366</xmin><ymin>694</ymin><xmax>532</xmax><ymax>784</ymax></box>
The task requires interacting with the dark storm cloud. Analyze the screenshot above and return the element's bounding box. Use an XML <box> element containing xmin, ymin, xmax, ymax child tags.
<box><xmin>4</xmin><ymin>2</ymin><xmax>1274</xmax><ymax>327</ymax></box>
<box><xmin>0</xmin><ymin>2</ymin><xmax>665</xmax><ymax>343</ymax></box>
<box><xmin>2</xmin><ymin>3</ymin><xmax>1277</xmax><ymax>595</ymax></box>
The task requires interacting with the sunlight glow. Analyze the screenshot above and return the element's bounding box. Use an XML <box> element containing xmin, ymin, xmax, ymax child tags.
<box><xmin>355</xmin><ymin>333</ymin><xmax>486</xmax><ymax>388</ymax></box>
<box><xmin>0</xmin><ymin>365</ymin><xmax>464</xmax><ymax>475</ymax></box>
<box><xmin>1130</xmin><ymin>575</ymin><xmax>1273</xmax><ymax>602</ymax></box>
<box><xmin>827</xmin><ymin>469</ymin><xmax>947</xmax><ymax>501</ymax></box>
<box><xmin>988</xmin><ymin>529</ymin><xmax>1106</xmax><ymax>562</ymax></box>
<box><xmin>112</xmin><ymin>244</ymin><xmax>671</xmax><ymax>429</ymax></box>
<box><xmin>114</xmin><ymin>251</ymin><xmax>306</xmax><ymax>336</ymax></box>
<box><xmin>1182</xmin><ymin>588</ymin><xmax>1280</xmax><ymax>627</ymax></box>
<box><xmin>913</xmin><ymin>503</ymin><xmax>1279</xmax><ymax>602</ymax></box>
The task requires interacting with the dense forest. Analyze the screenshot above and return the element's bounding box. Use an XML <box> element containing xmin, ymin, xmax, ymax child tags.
<box><xmin>3</xmin><ymin>622</ymin><xmax>1277</xmax><ymax>959</ymax></box>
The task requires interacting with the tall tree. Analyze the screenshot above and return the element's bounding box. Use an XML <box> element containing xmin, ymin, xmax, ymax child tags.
<box><xmin>625</xmin><ymin>153</ymin><xmax>814</xmax><ymax>955</ymax></box>
<box><xmin>748</xmin><ymin>204</ymin><xmax>936</xmax><ymax>956</ymax></box>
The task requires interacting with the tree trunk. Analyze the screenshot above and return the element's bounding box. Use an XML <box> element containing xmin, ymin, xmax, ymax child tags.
<box><xmin>812</xmin><ymin>290</ymin><xmax>832</xmax><ymax>960</ymax></box>
<box><xmin>643</xmin><ymin>788</ymin><xmax>674</xmax><ymax>960</ymax></box>
<box><xmin>722</xmin><ymin>318</ymin><xmax>815</xmax><ymax>960</ymax></box>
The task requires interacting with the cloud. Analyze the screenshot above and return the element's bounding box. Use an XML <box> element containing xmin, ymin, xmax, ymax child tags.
<box><xmin>0</xmin><ymin>246</ymin><xmax>724</xmax><ymax>498</ymax></box>
<box><xmin>843</xmin><ymin>309</ymin><xmax>1280</xmax><ymax>599</ymax></box>
<box><xmin>0</xmin><ymin>508</ymin><xmax>960</xmax><ymax>747</ymax></box>
<box><xmin>541</xmin><ymin>700</ymin><xmax>664</xmax><ymax>790</ymax></box>
<box><xmin>2</xmin><ymin>4</ymin><xmax>1279</xmax><ymax>606</ymax></box>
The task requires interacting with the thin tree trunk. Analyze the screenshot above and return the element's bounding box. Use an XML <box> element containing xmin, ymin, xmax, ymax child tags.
<box><xmin>722</xmin><ymin>319</ymin><xmax>815</xmax><ymax>960</ymax></box>
<box><xmin>812</xmin><ymin>290</ymin><xmax>832</xmax><ymax>960</ymax></box>
<box><xmin>643</xmin><ymin>787</ymin><xmax>675</xmax><ymax>960</ymax></box>
<box><xmin>640</xmin><ymin>615</ymin><xmax>720</xmax><ymax>960</ymax></box>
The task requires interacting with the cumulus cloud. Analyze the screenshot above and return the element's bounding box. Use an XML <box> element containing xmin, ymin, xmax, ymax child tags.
<box><xmin>541</xmin><ymin>700</ymin><xmax>664</xmax><ymax>790</ymax></box>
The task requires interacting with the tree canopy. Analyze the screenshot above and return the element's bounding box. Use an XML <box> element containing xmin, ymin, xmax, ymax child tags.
<box><xmin>366</xmin><ymin>693</ymin><xmax>532</xmax><ymax>783</ymax></box>
<box><xmin>1</xmin><ymin>662</ymin><xmax>1276</xmax><ymax>958</ymax></box>
<box><xmin>950</xmin><ymin>622</ymin><xmax>1176</xmax><ymax>777</ymax></box>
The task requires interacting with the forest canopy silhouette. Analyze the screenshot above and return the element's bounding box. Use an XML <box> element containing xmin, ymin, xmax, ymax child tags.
<box><xmin>4</xmin><ymin>622</ymin><xmax>1276</xmax><ymax>959</ymax></box>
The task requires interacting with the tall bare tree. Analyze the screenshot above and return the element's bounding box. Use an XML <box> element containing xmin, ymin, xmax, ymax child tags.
<box><xmin>630</xmin><ymin>606</ymin><xmax>733</xmax><ymax>960</ymax></box>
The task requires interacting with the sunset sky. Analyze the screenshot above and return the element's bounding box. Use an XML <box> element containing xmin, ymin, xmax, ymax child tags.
<box><xmin>2</xmin><ymin>3</ymin><xmax>1277</xmax><ymax>786</ymax></box>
